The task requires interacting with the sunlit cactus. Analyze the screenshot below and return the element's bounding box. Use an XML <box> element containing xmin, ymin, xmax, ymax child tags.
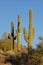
<box><xmin>16</xmin><ymin>15</ymin><xmax>21</xmax><ymax>51</ymax></box>
<box><xmin>23</xmin><ymin>9</ymin><xmax>34</xmax><ymax>52</ymax></box>
<box><xmin>8</xmin><ymin>21</ymin><xmax>16</xmax><ymax>51</ymax></box>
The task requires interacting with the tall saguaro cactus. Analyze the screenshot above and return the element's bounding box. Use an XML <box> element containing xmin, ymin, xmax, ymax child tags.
<box><xmin>23</xmin><ymin>9</ymin><xmax>34</xmax><ymax>51</ymax></box>
<box><xmin>16</xmin><ymin>15</ymin><xmax>21</xmax><ymax>51</ymax></box>
<box><xmin>8</xmin><ymin>22</ymin><xmax>16</xmax><ymax>51</ymax></box>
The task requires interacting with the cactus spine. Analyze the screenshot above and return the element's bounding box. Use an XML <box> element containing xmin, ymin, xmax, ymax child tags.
<box><xmin>16</xmin><ymin>15</ymin><xmax>21</xmax><ymax>51</ymax></box>
<box><xmin>8</xmin><ymin>22</ymin><xmax>16</xmax><ymax>51</ymax></box>
<box><xmin>23</xmin><ymin>9</ymin><xmax>34</xmax><ymax>52</ymax></box>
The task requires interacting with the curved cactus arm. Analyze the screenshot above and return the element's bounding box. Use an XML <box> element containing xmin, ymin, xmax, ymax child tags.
<box><xmin>23</xmin><ymin>28</ymin><xmax>27</xmax><ymax>34</ymax></box>
<box><xmin>16</xmin><ymin>29</ymin><xmax>18</xmax><ymax>34</ymax></box>
<box><xmin>24</xmin><ymin>34</ymin><xmax>28</xmax><ymax>43</ymax></box>
<box><xmin>23</xmin><ymin>28</ymin><xmax>29</xmax><ymax>43</ymax></box>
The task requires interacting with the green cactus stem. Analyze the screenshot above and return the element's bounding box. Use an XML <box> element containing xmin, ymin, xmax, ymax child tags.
<box><xmin>23</xmin><ymin>9</ymin><xmax>34</xmax><ymax>53</ymax></box>
<box><xmin>16</xmin><ymin>15</ymin><xmax>21</xmax><ymax>52</ymax></box>
<box><xmin>8</xmin><ymin>21</ymin><xmax>16</xmax><ymax>51</ymax></box>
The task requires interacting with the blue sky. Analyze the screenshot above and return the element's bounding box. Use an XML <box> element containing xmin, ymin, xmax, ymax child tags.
<box><xmin>0</xmin><ymin>0</ymin><xmax>43</xmax><ymax>48</ymax></box>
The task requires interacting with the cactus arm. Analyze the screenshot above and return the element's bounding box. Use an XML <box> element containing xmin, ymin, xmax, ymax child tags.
<box><xmin>23</xmin><ymin>28</ymin><xmax>28</xmax><ymax>42</ymax></box>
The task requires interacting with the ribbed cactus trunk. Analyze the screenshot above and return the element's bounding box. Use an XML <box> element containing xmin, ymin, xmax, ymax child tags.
<box><xmin>23</xmin><ymin>9</ymin><xmax>34</xmax><ymax>53</ymax></box>
<box><xmin>16</xmin><ymin>15</ymin><xmax>21</xmax><ymax>52</ymax></box>
<box><xmin>28</xmin><ymin>9</ymin><xmax>34</xmax><ymax>48</ymax></box>
<box><xmin>11</xmin><ymin>22</ymin><xmax>14</xmax><ymax>51</ymax></box>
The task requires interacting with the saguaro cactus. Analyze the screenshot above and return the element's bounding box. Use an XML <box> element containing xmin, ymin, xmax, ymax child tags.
<box><xmin>23</xmin><ymin>9</ymin><xmax>34</xmax><ymax>51</ymax></box>
<box><xmin>16</xmin><ymin>15</ymin><xmax>21</xmax><ymax>51</ymax></box>
<box><xmin>8</xmin><ymin>22</ymin><xmax>16</xmax><ymax>51</ymax></box>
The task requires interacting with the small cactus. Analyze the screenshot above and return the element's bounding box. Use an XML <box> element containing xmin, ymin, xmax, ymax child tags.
<box><xmin>8</xmin><ymin>21</ymin><xmax>16</xmax><ymax>51</ymax></box>
<box><xmin>23</xmin><ymin>9</ymin><xmax>34</xmax><ymax>52</ymax></box>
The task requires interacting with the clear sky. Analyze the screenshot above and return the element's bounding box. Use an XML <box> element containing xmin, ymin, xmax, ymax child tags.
<box><xmin>0</xmin><ymin>0</ymin><xmax>43</xmax><ymax>48</ymax></box>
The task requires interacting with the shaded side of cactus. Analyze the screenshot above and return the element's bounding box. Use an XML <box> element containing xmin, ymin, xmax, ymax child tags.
<box><xmin>11</xmin><ymin>22</ymin><xmax>14</xmax><ymax>50</ymax></box>
<box><xmin>23</xmin><ymin>9</ymin><xmax>34</xmax><ymax>52</ymax></box>
<box><xmin>8</xmin><ymin>21</ymin><xmax>16</xmax><ymax>51</ymax></box>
